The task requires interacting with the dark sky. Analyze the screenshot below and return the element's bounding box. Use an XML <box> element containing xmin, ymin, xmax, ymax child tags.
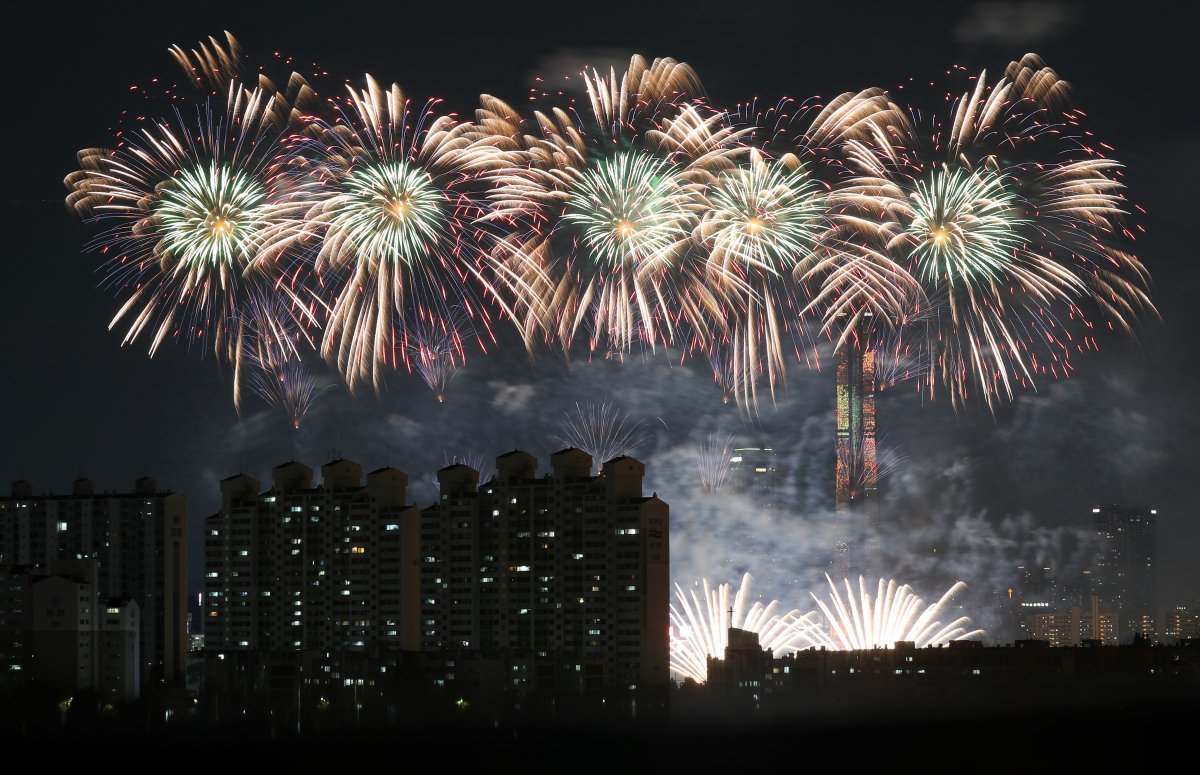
<box><xmin>4</xmin><ymin>0</ymin><xmax>1196</xmax><ymax>635</ymax></box>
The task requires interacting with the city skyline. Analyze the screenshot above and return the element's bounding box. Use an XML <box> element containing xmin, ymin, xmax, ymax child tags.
<box><xmin>3</xmin><ymin>0</ymin><xmax>1197</xmax><ymax>648</ymax></box>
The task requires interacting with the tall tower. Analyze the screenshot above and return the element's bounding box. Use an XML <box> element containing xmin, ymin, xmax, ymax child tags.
<box><xmin>833</xmin><ymin>320</ymin><xmax>878</xmax><ymax>574</ymax></box>
<box><xmin>1092</xmin><ymin>504</ymin><xmax>1157</xmax><ymax>639</ymax></box>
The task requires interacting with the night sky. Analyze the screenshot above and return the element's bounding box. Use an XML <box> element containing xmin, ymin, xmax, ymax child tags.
<box><xmin>5</xmin><ymin>0</ymin><xmax>1196</xmax><ymax>635</ymax></box>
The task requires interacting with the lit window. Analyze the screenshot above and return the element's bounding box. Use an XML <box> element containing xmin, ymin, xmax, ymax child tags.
<box><xmin>56</xmin><ymin>522</ymin><xmax>68</xmax><ymax>533</ymax></box>
<box><xmin>386</xmin><ymin>524</ymin><xmax>399</xmax><ymax>531</ymax></box>
<box><xmin>351</xmin><ymin>546</ymin><xmax>366</xmax><ymax>555</ymax></box>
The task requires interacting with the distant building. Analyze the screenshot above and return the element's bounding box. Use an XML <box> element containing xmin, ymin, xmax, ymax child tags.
<box><xmin>686</xmin><ymin>639</ymin><xmax>1200</xmax><ymax>719</ymax></box>
<box><xmin>419</xmin><ymin>449</ymin><xmax>670</xmax><ymax>696</ymax></box>
<box><xmin>0</xmin><ymin>559</ymin><xmax>140</xmax><ymax>700</ymax></box>
<box><xmin>1157</xmin><ymin>605</ymin><xmax>1200</xmax><ymax>642</ymax></box>
<box><xmin>203</xmin><ymin>460</ymin><xmax>421</xmax><ymax>653</ymax></box>
<box><xmin>1011</xmin><ymin>564</ymin><xmax>1120</xmax><ymax>646</ymax></box>
<box><xmin>1092</xmin><ymin>505</ymin><xmax>1157</xmax><ymax>638</ymax></box>
<box><xmin>727</xmin><ymin>445</ymin><xmax>781</xmax><ymax>510</ymax></box>
<box><xmin>0</xmin><ymin>477</ymin><xmax>186</xmax><ymax>689</ymax></box>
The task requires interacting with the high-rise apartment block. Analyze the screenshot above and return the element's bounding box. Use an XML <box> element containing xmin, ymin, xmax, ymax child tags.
<box><xmin>420</xmin><ymin>449</ymin><xmax>670</xmax><ymax>693</ymax></box>
<box><xmin>0</xmin><ymin>477</ymin><xmax>186</xmax><ymax>689</ymax></box>
<box><xmin>204</xmin><ymin>460</ymin><xmax>420</xmax><ymax>653</ymax></box>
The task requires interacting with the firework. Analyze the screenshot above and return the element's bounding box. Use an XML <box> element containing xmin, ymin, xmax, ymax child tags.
<box><xmin>278</xmin><ymin>75</ymin><xmax>509</xmax><ymax>393</ymax></box>
<box><xmin>169</xmin><ymin>31</ymin><xmax>318</xmax><ymax>127</ymax></box>
<box><xmin>804</xmin><ymin>574</ymin><xmax>984</xmax><ymax>650</ymax></box>
<box><xmin>401</xmin><ymin>309</ymin><xmax>476</xmax><ymax>402</ymax></box>
<box><xmin>247</xmin><ymin>357</ymin><xmax>330</xmax><ymax>429</ymax></box>
<box><xmin>431</xmin><ymin>451</ymin><xmax>496</xmax><ymax>489</ymax></box>
<box><xmin>698</xmin><ymin>432</ymin><xmax>735</xmax><ymax>493</ymax></box>
<box><xmin>816</xmin><ymin>57</ymin><xmax>1155</xmax><ymax>408</ymax></box>
<box><xmin>65</xmin><ymin>83</ymin><xmax>305</xmax><ymax>407</ymax></box>
<box><xmin>692</xmin><ymin>149</ymin><xmax>826</xmax><ymax>405</ymax></box>
<box><xmin>554</xmin><ymin>400</ymin><xmax>650</xmax><ymax>471</ymax></box>
<box><xmin>483</xmin><ymin>55</ymin><xmax>744</xmax><ymax>356</ymax></box>
<box><xmin>670</xmin><ymin>574</ymin><xmax>820</xmax><ymax>683</ymax></box>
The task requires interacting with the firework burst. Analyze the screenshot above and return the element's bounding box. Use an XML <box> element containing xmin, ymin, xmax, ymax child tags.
<box><xmin>554</xmin><ymin>400</ymin><xmax>651</xmax><ymax>471</ymax></box>
<box><xmin>805</xmin><ymin>574</ymin><xmax>984</xmax><ymax>650</ymax></box>
<box><xmin>819</xmin><ymin>56</ymin><xmax>1156</xmax><ymax>408</ymax></box>
<box><xmin>694</xmin><ymin>149</ymin><xmax>826</xmax><ymax>406</ymax></box>
<box><xmin>65</xmin><ymin>83</ymin><xmax>305</xmax><ymax>406</ymax></box>
<box><xmin>484</xmin><ymin>55</ymin><xmax>744</xmax><ymax>356</ymax></box>
<box><xmin>279</xmin><ymin>76</ymin><xmax>507</xmax><ymax>392</ymax></box>
<box><xmin>670</xmin><ymin>573</ymin><xmax>820</xmax><ymax>684</ymax></box>
<box><xmin>247</xmin><ymin>356</ymin><xmax>330</xmax><ymax>429</ymax></box>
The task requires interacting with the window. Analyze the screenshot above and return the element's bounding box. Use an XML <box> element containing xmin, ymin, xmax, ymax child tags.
<box><xmin>385</xmin><ymin>524</ymin><xmax>400</xmax><ymax>531</ymax></box>
<box><xmin>56</xmin><ymin>522</ymin><xmax>68</xmax><ymax>533</ymax></box>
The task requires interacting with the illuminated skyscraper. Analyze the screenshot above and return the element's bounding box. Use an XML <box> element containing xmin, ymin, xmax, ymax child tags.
<box><xmin>835</xmin><ymin>332</ymin><xmax>878</xmax><ymax>520</ymax></box>
<box><xmin>833</xmin><ymin>318</ymin><xmax>879</xmax><ymax>580</ymax></box>
<box><xmin>1092</xmin><ymin>504</ymin><xmax>1157</xmax><ymax>639</ymax></box>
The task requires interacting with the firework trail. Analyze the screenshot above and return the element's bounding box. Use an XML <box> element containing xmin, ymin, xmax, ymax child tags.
<box><xmin>804</xmin><ymin>574</ymin><xmax>985</xmax><ymax>649</ymax></box>
<box><xmin>396</xmin><ymin>305</ymin><xmax>479</xmax><ymax>402</ymax></box>
<box><xmin>554</xmin><ymin>400</ymin><xmax>651</xmax><ymax>471</ymax></box>
<box><xmin>247</xmin><ymin>356</ymin><xmax>331</xmax><ymax>429</ymax></box>
<box><xmin>670</xmin><ymin>573</ymin><xmax>820</xmax><ymax>683</ymax></box>
<box><xmin>231</xmin><ymin>288</ymin><xmax>319</xmax><ymax>409</ymax></box>
<box><xmin>698</xmin><ymin>432</ymin><xmax>735</xmax><ymax>493</ymax></box>
<box><xmin>431</xmin><ymin>451</ymin><xmax>496</xmax><ymax>490</ymax></box>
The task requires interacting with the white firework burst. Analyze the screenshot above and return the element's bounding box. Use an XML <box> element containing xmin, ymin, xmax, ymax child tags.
<box><xmin>670</xmin><ymin>573</ymin><xmax>819</xmax><ymax>684</ymax></box>
<box><xmin>805</xmin><ymin>574</ymin><xmax>985</xmax><ymax>650</ymax></box>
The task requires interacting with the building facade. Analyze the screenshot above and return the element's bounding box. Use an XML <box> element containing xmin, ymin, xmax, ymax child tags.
<box><xmin>203</xmin><ymin>459</ymin><xmax>420</xmax><ymax>654</ymax></box>
<box><xmin>419</xmin><ymin>449</ymin><xmax>670</xmax><ymax>695</ymax></box>
<box><xmin>0</xmin><ymin>560</ymin><xmax>140</xmax><ymax>700</ymax></box>
<box><xmin>0</xmin><ymin>477</ymin><xmax>185</xmax><ymax>689</ymax></box>
<box><xmin>1092</xmin><ymin>505</ymin><xmax>1157</xmax><ymax>638</ymax></box>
